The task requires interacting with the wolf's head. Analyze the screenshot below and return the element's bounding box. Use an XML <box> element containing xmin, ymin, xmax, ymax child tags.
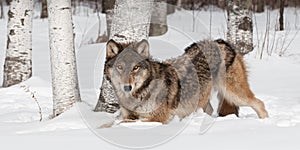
<box><xmin>105</xmin><ymin>39</ymin><xmax>152</xmax><ymax>97</ymax></box>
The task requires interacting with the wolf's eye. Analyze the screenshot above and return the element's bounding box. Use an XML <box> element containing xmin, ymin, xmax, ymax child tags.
<box><xmin>133</xmin><ymin>66</ymin><xmax>140</xmax><ymax>71</ymax></box>
<box><xmin>116</xmin><ymin>65</ymin><xmax>123</xmax><ymax>70</ymax></box>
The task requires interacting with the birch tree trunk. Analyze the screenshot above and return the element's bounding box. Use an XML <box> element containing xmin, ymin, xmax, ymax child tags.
<box><xmin>149</xmin><ymin>0</ymin><xmax>168</xmax><ymax>36</ymax></box>
<box><xmin>109</xmin><ymin>0</ymin><xmax>153</xmax><ymax>42</ymax></box>
<box><xmin>48</xmin><ymin>0</ymin><xmax>81</xmax><ymax>117</ymax></box>
<box><xmin>2</xmin><ymin>0</ymin><xmax>33</xmax><ymax>87</ymax></box>
<box><xmin>40</xmin><ymin>0</ymin><xmax>48</xmax><ymax>19</ymax></box>
<box><xmin>94</xmin><ymin>0</ymin><xmax>153</xmax><ymax>113</ymax></box>
<box><xmin>227</xmin><ymin>0</ymin><xmax>253</xmax><ymax>55</ymax></box>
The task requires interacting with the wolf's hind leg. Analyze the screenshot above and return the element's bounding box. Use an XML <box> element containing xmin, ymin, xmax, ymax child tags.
<box><xmin>249</xmin><ymin>97</ymin><xmax>269</xmax><ymax>118</ymax></box>
<box><xmin>224</xmin><ymin>89</ymin><xmax>269</xmax><ymax>119</ymax></box>
<box><xmin>217</xmin><ymin>92</ymin><xmax>239</xmax><ymax>117</ymax></box>
<box><xmin>223</xmin><ymin>57</ymin><xmax>268</xmax><ymax>118</ymax></box>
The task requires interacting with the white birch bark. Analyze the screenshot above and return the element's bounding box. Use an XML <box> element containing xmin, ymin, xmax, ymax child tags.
<box><xmin>2</xmin><ymin>0</ymin><xmax>33</xmax><ymax>87</ymax></box>
<box><xmin>48</xmin><ymin>0</ymin><xmax>81</xmax><ymax>117</ymax></box>
<box><xmin>110</xmin><ymin>0</ymin><xmax>153</xmax><ymax>43</ymax></box>
<box><xmin>95</xmin><ymin>0</ymin><xmax>153</xmax><ymax>113</ymax></box>
<box><xmin>227</xmin><ymin>0</ymin><xmax>253</xmax><ymax>55</ymax></box>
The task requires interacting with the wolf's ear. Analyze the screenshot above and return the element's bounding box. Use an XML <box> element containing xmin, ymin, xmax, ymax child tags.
<box><xmin>106</xmin><ymin>39</ymin><xmax>121</xmax><ymax>59</ymax></box>
<box><xmin>135</xmin><ymin>39</ymin><xmax>150</xmax><ymax>58</ymax></box>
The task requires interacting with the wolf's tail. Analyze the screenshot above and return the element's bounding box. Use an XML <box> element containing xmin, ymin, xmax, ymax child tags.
<box><xmin>214</xmin><ymin>39</ymin><xmax>237</xmax><ymax>71</ymax></box>
<box><xmin>214</xmin><ymin>39</ymin><xmax>240</xmax><ymax>117</ymax></box>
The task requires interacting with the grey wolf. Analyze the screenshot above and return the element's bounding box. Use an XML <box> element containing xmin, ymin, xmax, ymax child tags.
<box><xmin>104</xmin><ymin>39</ymin><xmax>268</xmax><ymax>124</ymax></box>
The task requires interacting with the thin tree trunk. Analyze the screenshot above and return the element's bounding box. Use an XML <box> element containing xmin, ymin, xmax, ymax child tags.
<box><xmin>167</xmin><ymin>0</ymin><xmax>177</xmax><ymax>14</ymax></box>
<box><xmin>176</xmin><ymin>0</ymin><xmax>181</xmax><ymax>8</ymax></box>
<box><xmin>0</xmin><ymin>0</ymin><xmax>4</xmax><ymax>19</ymax></box>
<box><xmin>256</xmin><ymin>0</ymin><xmax>265</xmax><ymax>13</ymax></box>
<box><xmin>5</xmin><ymin>0</ymin><xmax>11</xmax><ymax>5</ymax></box>
<box><xmin>227</xmin><ymin>0</ymin><xmax>253</xmax><ymax>55</ymax></box>
<box><xmin>217</xmin><ymin>0</ymin><xmax>226</xmax><ymax>9</ymax></box>
<box><xmin>104</xmin><ymin>10</ymin><xmax>113</xmax><ymax>40</ymax></box>
<box><xmin>94</xmin><ymin>0</ymin><xmax>154</xmax><ymax>113</ymax></box>
<box><xmin>96</xmin><ymin>0</ymin><xmax>100</xmax><ymax>37</ymax></box>
<box><xmin>95</xmin><ymin>0</ymin><xmax>108</xmax><ymax>43</ymax></box>
<box><xmin>71</xmin><ymin>0</ymin><xmax>76</xmax><ymax>15</ymax></box>
<box><xmin>3</xmin><ymin>0</ymin><xmax>33</xmax><ymax>87</ymax></box>
<box><xmin>102</xmin><ymin>0</ymin><xmax>116</xmax><ymax>38</ymax></box>
<box><xmin>48</xmin><ymin>0</ymin><xmax>81</xmax><ymax>117</ymax></box>
<box><xmin>279</xmin><ymin>0</ymin><xmax>284</xmax><ymax>31</ymax></box>
<box><xmin>149</xmin><ymin>0</ymin><xmax>168</xmax><ymax>36</ymax></box>
<box><xmin>101</xmin><ymin>0</ymin><xmax>116</xmax><ymax>14</ymax></box>
<box><xmin>40</xmin><ymin>0</ymin><xmax>48</xmax><ymax>18</ymax></box>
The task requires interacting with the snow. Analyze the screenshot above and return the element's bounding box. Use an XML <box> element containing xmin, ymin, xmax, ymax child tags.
<box><xmin>1</xmin><ymin>6</ymin><xmax>300</xmax><ymax>150</ymax></box>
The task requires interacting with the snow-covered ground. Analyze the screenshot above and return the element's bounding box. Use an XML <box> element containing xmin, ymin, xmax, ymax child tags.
<box><xmin>1</xmin><ymin>6</ymin><xmax>300</xmax><ymax>150</ymax></box>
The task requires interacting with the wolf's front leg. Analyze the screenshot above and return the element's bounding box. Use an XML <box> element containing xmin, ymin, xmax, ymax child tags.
<box><xmin>120</xmin><ymin>106</ymin><xmax>139</xmax><ymax>121</ymax></box>
<box><xmin>143</xmin><ymin>106</ymin><xmax>174</xmax><ymax>124</ymax></box>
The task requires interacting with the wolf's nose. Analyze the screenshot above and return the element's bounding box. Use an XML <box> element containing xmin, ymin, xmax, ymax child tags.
<box><xmin>124</xmin><ymin>85</ymin><xmax>132</xmax><ymax>92</ymax></box>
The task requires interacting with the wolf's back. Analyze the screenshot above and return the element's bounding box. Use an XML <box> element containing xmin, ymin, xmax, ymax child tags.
<box><xmin>184</xmin><ymin>40</ymin><xmax>223</xmax><ymax>78</ymax></box>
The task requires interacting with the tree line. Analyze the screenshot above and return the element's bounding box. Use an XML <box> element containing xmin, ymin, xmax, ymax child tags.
<box><xmin>180</xmin><ymin>0</ymin><xmax>298</xmax><ymax>11</ymax></box>
<box><xmin>1</xmin><ymin>0</ymin><xmax>299</xmax><ymax>19</ymax></box>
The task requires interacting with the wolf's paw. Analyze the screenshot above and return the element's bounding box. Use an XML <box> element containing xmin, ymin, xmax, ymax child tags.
<box><xmin>119</xmin><ymin>119</ymin><xmax>138</xmax><ymax>124</ymax></box>
<box><xmin>98</xmin><ymin>121</ymin><xmax>114</xmax><ymax>128</ymax></box>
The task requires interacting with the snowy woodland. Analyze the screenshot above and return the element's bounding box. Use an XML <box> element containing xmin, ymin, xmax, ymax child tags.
<box><xmin>1</xmin><ymin>0</ymin><xmax>300</xmax><ymax>149</ymax></box>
